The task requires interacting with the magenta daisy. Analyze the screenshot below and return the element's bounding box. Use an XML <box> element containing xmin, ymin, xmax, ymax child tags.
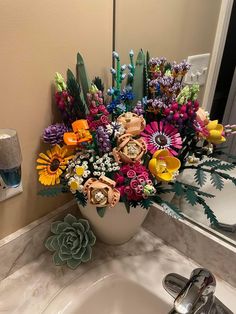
<box><xmin>141</xmin><ymin>121</ymin><xmax>182</xmax><ymax>155</ymax></box>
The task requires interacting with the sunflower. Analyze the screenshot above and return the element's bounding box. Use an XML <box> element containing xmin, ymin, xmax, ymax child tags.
<box><xmin>141</xmin><ymin>121</ymin><xmax>182</xmax><ymax>156</ymax></box>
<box><xmin>36</xmin><ymin>144</ymin><xmax>74</xmax><ymax>185</ymax></box>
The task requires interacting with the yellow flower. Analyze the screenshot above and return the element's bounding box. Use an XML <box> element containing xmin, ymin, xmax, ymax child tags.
<box><xmin>36</xmin><ymin>144</ymin><xmax>74</xmax><ymax>185</ymax></box>
<box><xmin>149</xmin><ymin>149</ymin><xmax>181</xmax><ymax>182</ymax></box>
<box><xmin>205</xmin><ymin>120</ymin><xmax>226</xmax><ymax>145</ymax></box>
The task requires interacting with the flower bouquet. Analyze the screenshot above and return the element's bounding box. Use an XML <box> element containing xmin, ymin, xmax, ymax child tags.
<box><xmin>37</xmin><ymin>50</ymin><xmax>236</xmax><ymax>244</ymax></box>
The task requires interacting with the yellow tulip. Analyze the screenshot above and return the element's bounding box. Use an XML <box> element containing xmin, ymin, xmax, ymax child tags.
<box><xmin>206</xmin><ymin>120</ymin><xmax>226</xmax><ymax>145</ymax></box>
<box><xmin>149</xmin><ymin>149</ymin><xmax>181</xmax><ymax>182</ymax></box>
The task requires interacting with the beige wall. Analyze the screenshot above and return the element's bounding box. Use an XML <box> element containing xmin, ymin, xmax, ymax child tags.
<box><xmin>0</xmin><ymin>0</ymin><xmax>113</xmax><ymax>239</ymax></box>
<box><xmin>116</xmin><ymin>0</ymin><xmax>221</xmax><ymax>66</ymax></box>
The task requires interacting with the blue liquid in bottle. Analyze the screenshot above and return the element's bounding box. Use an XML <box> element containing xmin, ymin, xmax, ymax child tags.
<box><xmin>0</xmin><ymin>166</ymin><xmax>21</xmax><ymax>188</ymax></box>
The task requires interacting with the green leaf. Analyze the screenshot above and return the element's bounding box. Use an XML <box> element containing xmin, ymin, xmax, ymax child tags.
<box><xmin>185</xmin><ymin>189</ymin><xmax>198</xmax><ymax>206</ymax></box>
<box><xmin>52</xmin><ymin>251</ymin><xmax>65</xmax><ymax>266</ymax></box>
<box><xmin>67</xmin><ymin>68</ymin><xmax>87</xmax><ymax>118</ymax></box>
<box><xmin>216</xmin><ymin>162</ymin><xmax>236</xmax><ymax>171</ymax></box>
<box><xmin>194</xmin><ymin>168</ymin><xmax>207</xmax><ymax>187</ymax></box>
<box><xmin>197</xmin><ymin>197</ymin><xmax>218</xmax><ymax>226</ymax></box>
<box><xmin>196</xmin><ymin>190</ymin><xmax>215</xmax><ymax>198</ymax></box>
<box><xmin>124</xmin><ymin>202</ymin><xmax>130</xmax><ymax>213</ymax></box>
<box><xmin>173</xmin><ymin>181</ymin><xmax>184</xmax><ymax>196</ymax></box>
<box><xmin>96</xmin><ymin>206</ymin><xmax>106</xmax><ymax>218</ymax></box>
<box><xmin>77</xmin><ymin>51</ymin><xmax>91</xmax><ymax>109</ymax></box>
<box><xmin>140</xmin><ymin>198</ymin><xmax>153</xmax><ymax>210</ymax></box>
<box><xmin>67</xmin><ymin>257</ymin><xmax>82</xmax><ymax>269</ymax></box>
<box><xmin>210</xmin><ymin>172</ymin><xmax>224</xmax><ymax>190</ymax></box>
<box><xmin>81</xmin><ymin>245</ymin><xmax>92</xmax><ymax>263</ymax></box>
<box><xmin>75</xmin><ymin>192</ymin><xmax>87</xmax><ymax>207</ymax></box>
<box><xmin>87</xmin><ymin>230</ymin><xmax>96</xmax><ymax>246</ymax></box>
<box><xmin>45</xmin><ymin>235</ymin><xmax>57</xmax><ymax>252</ymax></box>
<box><xmin>201</xmin><ymin>159</ymin><xmax>221</xmax><ymax>167</ymax></box>
<box><xmin>38</xmin><ymin>186</ymin><xmax>63</xmax><ymax>197</ymax></box>
<box><xmin>92</xmin><ymin>76</ymin><xmax>104</xmax><ymax>92</ymax></box>
<box><xmin>64</xmin><ymin>214</ymin><xmax>77</xmax><ymax>225</ymax></box>
<box><xmin>131</xmin><ymin>50</ymin><xmax>145</xmax><ymax>108</ymax></box>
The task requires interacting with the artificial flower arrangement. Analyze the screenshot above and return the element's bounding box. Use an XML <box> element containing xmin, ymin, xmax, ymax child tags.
<box><xmin>37</xmin><ymin>50</ymin><xmax>236</xmax><ymax>230</ymax></box>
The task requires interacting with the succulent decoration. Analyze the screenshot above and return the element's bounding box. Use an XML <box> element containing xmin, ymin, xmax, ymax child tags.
<box><xmin>45</xmin><ymin>214</ymin><xmax>96</xmax><ymax>269</ymax></box>
<box><xmin>37</xmin><ymin>50</ymin><xmax>236</xmax><ymax>226</ymax></box>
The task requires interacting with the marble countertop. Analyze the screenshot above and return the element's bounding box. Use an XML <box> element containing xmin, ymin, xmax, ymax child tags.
<box><xmin>0</xmin><ymin>228</ymin><xmax>235</xmax><ymax>313</ymax></box>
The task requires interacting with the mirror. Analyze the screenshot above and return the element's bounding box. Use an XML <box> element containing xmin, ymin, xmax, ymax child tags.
<box><xmin>115</xmin><ymin>0</ymin><xmax>236</xmax><ymax>246</ymax></box>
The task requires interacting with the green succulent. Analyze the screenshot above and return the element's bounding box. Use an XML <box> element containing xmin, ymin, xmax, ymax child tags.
<box><xmin>45</xmin><ymin>214</ymin><xmax>96</xmax><ymax>269</ymax></box>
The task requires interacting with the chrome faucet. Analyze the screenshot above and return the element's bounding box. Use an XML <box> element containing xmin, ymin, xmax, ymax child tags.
<box><xmin>163</xmin><ymin>268</ymin><xmax>233</xmax><ymax>314</ymax></box>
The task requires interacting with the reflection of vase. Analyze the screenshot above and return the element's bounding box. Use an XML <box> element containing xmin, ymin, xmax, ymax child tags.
<box><xmin>78</xmin><ymin>202</ymin><xmax>149</xmax><ymax>245</ymax></box>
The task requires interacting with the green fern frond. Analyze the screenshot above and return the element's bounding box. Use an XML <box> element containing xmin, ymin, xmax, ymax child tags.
<box><xmin>75</xmin><ymin>192</ymin><xmax>87</xmax><ymax>207</ymax></box>
<box><xmin>210</xmin><ymin>172</ymin><xmax>224</xmax><ymax>190</ymax></box>
<box><xmin>194</xmin><ymin>168</ymin><xmax>207</xmax><ymax>187</ymax></box>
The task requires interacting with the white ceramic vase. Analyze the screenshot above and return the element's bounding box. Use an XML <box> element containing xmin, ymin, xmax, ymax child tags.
<box><xmin>78</xmin><ymin>202</ymin><xmax>149</xmax><ymax>245</ymax></box>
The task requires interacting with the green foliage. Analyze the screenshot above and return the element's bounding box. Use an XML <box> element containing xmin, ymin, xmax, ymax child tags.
<box><xmin>210</xmin><ymin>172</ymin><xmax>224</xmax><ymax>190</ymax></box>
<box><xmin>200</xmin><ymin>159</ymin><xmax>221</xmax><ymax>167</ymax></box>
<box><xmin>140</xmin><ymin>198</ymin><xmax>153</xmax><ymax>210</ymax></box>
<box><xmin>45</xmin><ymin>214</ymin><xmax>96</xmax><ymax>269</ymax></box>
<box><xmin>96</xmin><ymin>206</ymin><xmax>106</xmax><ymax>218</ymax></box>
<box><xmin>194</xmin><ymin>168</ymin><xmax>207</xmax><ymax>187</ymax></box>
<box><xmin>92</xmin><ymin>76</ymin><xmax>104</xmax><ymax>92</ymax></box>
<box><xmin>172</xmin><ymin>181</ymin><xmax>184</xmax><ymax>196</ymax></box>
<box><xmin>75</xmin><ymin>192</ymin><xmax>87</xmax><ymax>207</ymax></box>
<box><xmin>216</xmin><ymin>163</ymin><xmax>236</xmax><ymax>171</ymax></box>
<box><xmin>38</xmin><ymin>186</ymin><xmax>63</xmax><ymax>197</ymax></box>
<box><xmin>131</xmin><ymin>50</ymin><xmax>145</xmax><ymax>108</ymax></box>
<box><xmin>197</xmin><ymin>197</ymin><xmax>218</xmax><ymax>226</ymax></box>
<box><xmin>184</xmin><ymin>189</ymin><xmax>198</xmax><ymax>206</ymax></box>
<box><xmin>77</xmin><ymin>52</ymin><xmax>91</xmax><ymax>108</ymax></box>
<box><xmin>67</xmin><ymin>69</ymin><xmax>87</xmax><ymax>118</ymax></box>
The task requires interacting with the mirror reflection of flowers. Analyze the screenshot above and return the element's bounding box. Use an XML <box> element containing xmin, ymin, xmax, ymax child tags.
<box><xmin>37</xmin><ymin>50</ymin><xmax>236</xmax><ymax>226</ymax></box>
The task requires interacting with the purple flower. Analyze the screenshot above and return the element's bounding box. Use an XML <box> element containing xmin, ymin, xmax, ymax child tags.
<box><xmin>133</xmin><ymin>101</ymin><xmax>144</xmax><ymax>115</ymax></box>
<box><xmin>96</xmin><ymin>126</ymin><xmax>112</xmax><ymax>153</ymax></box>
<box><xmin>43</xmin><ymin>123</ymin><xmax>68</xmax><ymax>145</ymax></box>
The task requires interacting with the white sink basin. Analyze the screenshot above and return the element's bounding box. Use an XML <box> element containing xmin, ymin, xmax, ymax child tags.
<box><xmin>42</xmin><ymin>274</ymin><xmax>170</xmax><ymax>314</ymax></box>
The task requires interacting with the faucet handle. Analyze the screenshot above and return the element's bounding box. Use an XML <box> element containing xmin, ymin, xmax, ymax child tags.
<box><xmin>174</xmin><ymin>268</ymin><xmax>216</xmax><ymax>314</ymax></box>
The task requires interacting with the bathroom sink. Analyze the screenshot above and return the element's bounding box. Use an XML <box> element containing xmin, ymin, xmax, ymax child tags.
<box><xmin>42</xmin><ymin>274</ymin><xmax>170</xmax><ymax>314</ymax></box>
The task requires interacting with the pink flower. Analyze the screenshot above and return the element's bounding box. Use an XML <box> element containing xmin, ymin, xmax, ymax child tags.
<box><xmin>127</xmin><ymin>170</ymin><xmax>136</xmax><ymax>178</ymax></box>
<box><xmin>90</xmin><ymin>108</ymin><xmax>98</xmax><ymax>115</ymax></box>
<box><xmin>141</xmin><ymin>121</ymin><xmax>182</xmax><ymax>156</ymax></box>
<box><xmin>124</xmin><ymin>186</ymin><xmax>133</xmax><ymax>195</ymax></box>
<box><xmin>114</xmin><ymin>173</ymin><xmax>125</xmax><ymax>185</ymax></box>
<box><xmin>117</xmin><ymin>186</ymin><xmax>125</xmax><ymax>197</ymax></box>
<box><xmin>100</xmin><ymin>115</ymin><xmax>109</xmax><ymax>124</ymax></box>
<box><xmin>130</xmin><ymin>179</ymin><xmax>139</xmax><ymax>189</ymax></box>
<box><xmin>120</xmin><ymin>165</ymin><xmax>130</xmax><ymax>175</ymax></box>
<box><xmin>137</xmin><ymin>175</ymin><xmax>146</xmax><ymax>184</ymax></box>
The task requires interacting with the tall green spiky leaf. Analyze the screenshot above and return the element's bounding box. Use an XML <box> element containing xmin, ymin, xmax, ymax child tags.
<box><xmin>77</xmin><ymin>52</ymin><xmax>91</xmax><ymax>109</ymax></box>
<box><xmin>210</xmin><ymin>172</ymin><xmax>224</xmax><ymax>190</ymax></box>
<box><xmin>194</xmin><ymin>168</ymin><xmax>207</xmax><ymax>187</ymax></box>
<box><xmin>131</xmin><ymin>50</ymin><xmax>145</xmax><ymax>107</ymax></box>
<box><xmin>67</xmin><ymin>69</ymin><xmax>87</xmax><ymax>118</ymax></box>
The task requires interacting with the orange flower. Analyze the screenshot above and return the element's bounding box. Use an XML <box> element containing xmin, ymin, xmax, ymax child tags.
<box><xmin>64</xmin><ymin>120</ymin><xmax>92</xmax><ymax>146</ymax></box>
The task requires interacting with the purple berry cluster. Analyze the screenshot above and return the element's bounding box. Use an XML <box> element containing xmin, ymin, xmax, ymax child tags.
<box><xmin>96</xmin><ymin>126</ymin><xmax>112</xmax><ymax>153</ymax></box>
<box><xmin>133</xmin><ymin>101</ymin><xmax>144</xmax><ymax>115</ymax></box>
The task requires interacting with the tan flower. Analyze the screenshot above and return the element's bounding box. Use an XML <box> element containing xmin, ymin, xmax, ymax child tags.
<box><xmin>83</xmin><ymin>176</ymin><xmax>120</xmax><ymax>208</ymax></box>
<box><xmin>113</xmin><ymin>134</ymin><xmax>146</xmax><ymax>164</ymax></box>
<box><xmin>117</xmin><ymin>112</ymin><xmax>146</xmax><ymax>136</ymax></box>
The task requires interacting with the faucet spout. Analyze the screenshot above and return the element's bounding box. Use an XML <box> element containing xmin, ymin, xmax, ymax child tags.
<box><xmin>174</xmin><ymin>268</ymin><xmax>216</xmax><ymax>313</ymax></box>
